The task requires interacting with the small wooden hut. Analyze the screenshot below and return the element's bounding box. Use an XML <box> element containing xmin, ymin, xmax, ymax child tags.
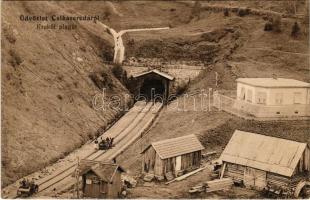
<box><xmin>220</xmin><ymin>130</ymin><xmax>310</xmax><ymax>197</ymax></box>
<box><xmin>141</xmin><ymin>134</ymin><xmax>204</xmax><ymax>180</ymax></box>
<box><xmin>76</xmin><ymin>160</ymin><xmax>125</xmax><ymax>198</ymax></box>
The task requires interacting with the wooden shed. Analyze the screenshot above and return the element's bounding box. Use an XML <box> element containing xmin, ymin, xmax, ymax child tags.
<box><xmin>76</xmin><ymin>160</ymin><xmax>125</xmax><ymax>198</ymax></box>
<box><xmin>141</xmin><ymin>134</ymin><xmax>204</xmax><ymax>180</ymax></box>
<box><xmin>220</xmin><ymin>130</ymin><xmax>310</xmax><ymax>196</ymax></box>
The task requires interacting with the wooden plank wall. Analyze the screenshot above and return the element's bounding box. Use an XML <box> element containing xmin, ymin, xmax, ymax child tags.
<box><xmin>224</xmin><ymin>162</ymin><xmax>244</xmax><ymax>182</ymax></box>
<box><xmin>163</xmin><ymin>157</ymin><xmax>176</xmax><ymax>174</ymax></box>
<box><xmin>224</xmin><ymin>161</ymin><xmax>309</xmax><ymax>193</ymax></box>
<box><xmin>294</xmin><ymin>146</ymin><xmax>310</xmax><ymax>175</ymax></box>
<box><xmin>144</xmin><ymin>149</ymin><xmax>202</xmax><ymax>177</ymax></box>
<box><xmin>84</xmin><ymin>172</ymin><xmax>106</xmax><ymax>198</ymax></box>
<box><xmin>267</xmin><ymin>173</ymin><xmax>291</xmax><ymax>188</ymax></box>
<box><xmin>181</xmin><ymin>151</ymin><xmax>201</xmax><ymax>171</ymax></box>
<box><xmin>107</xmin><ymin>172</ymin><xmax>122</xmax><ymax>198</ymax></box>
<box><xmin>143</xmin><ymin>147</ymin><xmax>156</xmax><ymax>173</ymax></box>
<box><xmin>154</xmin><ymin>153</ymin><xmax>164</xmax><ymax>177</ymax></box>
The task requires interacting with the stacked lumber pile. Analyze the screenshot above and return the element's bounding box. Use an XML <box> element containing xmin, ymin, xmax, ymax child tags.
<box><xmin>189</xmin><ymin>178</ymin><xmax>233</xmax><ymax>193</ymax></box>
<box><xmin>166</xmin><ymin>166</ymin><xmax>207</xmax><ymax>185</ymax></box>
<box><xmin>165</xmin><ymin>172</ymin><xmax>174</xmax><ymax>181</ymax></box>
<box><xmin>143</xmin><ymin>173</ymin><xmax>154</xmax><ymax>182</ymax></box>
<box><xmin>189</xmin><ymin>183</ymin><xmax>206</xmax><ymax>193</ymax></box>
<box><xmin>205</xmin><ymin>178</ymin><xmax>233</xmax><ymax>193</ymax></box>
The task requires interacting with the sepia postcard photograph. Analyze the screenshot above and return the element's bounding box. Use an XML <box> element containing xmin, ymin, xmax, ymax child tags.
<box><xmin>1</xmin><ymin>0</ymin><xmax>310</xmax><ymax>199</ymax></box>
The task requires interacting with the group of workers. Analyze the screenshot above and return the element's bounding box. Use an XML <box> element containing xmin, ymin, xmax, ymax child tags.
<box><xmin>19</xmin><ymin>178</ymin><xmax>36</xmax><ymax>189</ymax></box>
<box><xmin>95</xmin><ymin>136</ymin><xmax>114</xmax><ymax>149</ymax></box>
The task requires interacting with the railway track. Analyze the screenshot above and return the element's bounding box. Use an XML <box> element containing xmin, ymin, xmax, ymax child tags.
<box><xmin>37</xmin><ymin>102</ymin><xmax>162</xmax><ymax>196</ymax></box>
<box><xmin>4</xmin><ymin>101</ymin><xmax>162</xmax><ymax>198</ymax></box>
<box><xmin>36</xmin><ymin>102</ymin><xmax>153</xmax><ymax>193</ymax></box>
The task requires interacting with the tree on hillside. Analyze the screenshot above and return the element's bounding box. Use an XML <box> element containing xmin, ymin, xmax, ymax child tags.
<box><xmin>272</xmin><ymin>15</ymin><xmax>282</xmax><ymax>33</ymax></box>
<box><xmin>301</xmin><ymin>0</ymin><xmax>309</xmax><ymax>35</ymax></box>
<box><xmin>303</xmin><ymin>0</ymin><xmax>309</xmax><ymax>25</ymax></box>
<box><xmin>189</xmin><ymin>1</ymin><xmax>202</xmax><ymax>22</ymax></box>
<box><xmin>291</xmin><ymin>22</ymin><xmax>300</xmax><ymax>37</ymax></box>
<box><xmin>103</xmin><ymin>10</ymin><xmax>111</xmax><ymax>21</ymax></box>
<box><xmin>284</xmin><ymin>0</ymin><xmax>297</xmax><ymax>15</ymax></box>
<box><xmin>224</xmin><ymin>8</ymin><xmax>229</xmax><ymax>17</ymax></box>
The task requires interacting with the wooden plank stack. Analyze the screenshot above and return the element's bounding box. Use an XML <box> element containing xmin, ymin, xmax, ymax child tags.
<box><xmin>205</xmin><ymin>178</ymin><xmax>233</xmax><ymax>193</ymax></box>
<box><xmin>189</xmin><ymin>178</ymin><xmax>233</xmax><ymax>194</ymax></box>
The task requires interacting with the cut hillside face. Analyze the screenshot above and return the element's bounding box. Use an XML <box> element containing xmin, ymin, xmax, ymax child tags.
<box><xmin>121</xmin><ymin>10</ymin><xmax>309</xmax><ymax>91</ymax></box>
<box><xmin>1</xmin><ymin>1</ymin><xmax>131</xmax><ymax>186</ymax></box>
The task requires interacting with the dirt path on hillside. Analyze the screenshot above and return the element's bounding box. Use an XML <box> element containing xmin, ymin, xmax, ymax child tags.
<box><xmin>244</xmin><ymin>47</ymin><xmax>310</xmax><ymax>56</ymax></box>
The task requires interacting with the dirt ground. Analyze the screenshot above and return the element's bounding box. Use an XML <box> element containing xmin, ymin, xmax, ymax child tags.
<box><xmin>126</xmin><ymin>162</ymin><xmax>262</xmax><ymax>199</ymax></box>
<box><xmin>116</xmin><ymin>95</ymin><xmax>310</xmax><ymax>198</ymax></box>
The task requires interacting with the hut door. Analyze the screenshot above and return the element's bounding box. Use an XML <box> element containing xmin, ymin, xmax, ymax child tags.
<box><xmin>244</xmin><ymin>167</ymin><xmax>266</xmax><ymax>189</ymax></box>
<box><xmin>254</xmin><ymin>169</ymin><xmax>267</xmax><ymax>189</ymax></box>
<box><xmin>176</xmin><ymin>156</ymin><xmax>182</xmax><ymax>171</ymax></box>
<box><xmin>244</xmin><ymin>167</ymin><xmax>255</xmax><ymax>188</ymax></box>
<box><xmin>92</xmin><ymin>179</ymin><xmax>101</xmax><ymax>198</ymax></box>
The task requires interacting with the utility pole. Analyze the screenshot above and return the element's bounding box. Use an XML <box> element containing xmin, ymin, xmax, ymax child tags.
<box><xmin>215</xmin><ymin>72</ymin><xmax>218</xmax><ymax>88</ymax></box>
<box><xmin>208</xmin><ymin>88</ymin><xmax>212</xmax><ymax>112</ymax></box>
<box><xmin>75</xmin><ymin>157</ymin><xmax>80</xmax><ymax>199</ymax></box>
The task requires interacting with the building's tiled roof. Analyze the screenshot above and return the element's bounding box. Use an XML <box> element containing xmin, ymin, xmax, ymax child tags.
<box><xmin>74</xmin><ymin>160</ymin><xmax>125</xmax><ymax>182</ymax></box>
<box><xmin>133</xmin><ymin>69</ymin><xmax>174</xmax><ymax>80</ymax></box>
<box><xmin>220</xmin><ymin>130</ymin><xmax>308</xmax><ymax>177</ymax></box>
<box><xmin>236</xmin><ymin>78</ymin><xmax>310</xmax><ymax>88</ymax></box>
<box><xmin>143</xmin><ymin>134</ymin><xmax>204</xmax><ymax>159</ymax></box>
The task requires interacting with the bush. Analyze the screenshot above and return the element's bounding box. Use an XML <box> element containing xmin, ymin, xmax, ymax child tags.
<box><xmin>89</xmin><ymin>71</ymin><xmax>113</xmax><ymax>90</ymax></box>
<box><xmin>264</xmin><ymin>21</ymin><xmax>273</xmax><ymax>31</ymax></box>
<box><xmin>3</xmin><ymin>26</ymin><xmax>16</xmax><ymax>44</ymax></box>
<box><xmin>189</xmin><ymin>1</ymin><xmax>202</xmax><ymax>22</ymax></box>
<box><xmin>237</xmin><ymin>8</ymin><xmax>250</xmax><ymax>17</ymax></box>
<box><xmin>224</xmin><ymin>8</ymin><xmax>229</xmax><ymax>17</ymax></box>
<box><xmin>175</xmin><ymin>81</ymin><xmax>189</xmax><ymax>96</ymax></box>
<box><xmin>9</xmin><ymin>49</ymin><xmax>23</xmax><ymax>68</ymax></box>
<box><xmin>112</xmin><ymin>64</ymin><xmax>125</xmax><ymax>80</ymax></box>
<box><xmin>291</xmin><ymin>22</ymin><xmax>300</xmax><ymax>37</ymax></box>
<box><xmin>264</xmin><ymin>16</ymin><xmax>281</xmax><ymax>33</ymax></box>
<box><xmin>272</xmin><ymin>16</ymin><xmax>282</xmax><ymax>32</ymax></box>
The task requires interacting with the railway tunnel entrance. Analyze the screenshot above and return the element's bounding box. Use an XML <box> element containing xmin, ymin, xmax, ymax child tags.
<box><xmin>140</xmin><ymin>78</ymin><xmax>165</xmax><ymax>100</ymax></box>
<box><xmin>132</xmin><ymin>69</ymin><xmax>174</xmax><ymax>104</ymax></box>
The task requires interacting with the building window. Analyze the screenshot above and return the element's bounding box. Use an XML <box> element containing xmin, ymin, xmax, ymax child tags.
<box><xmin>240</xmin><ymin>87</ymin><xmax>245</xmax><ymax>100</ymax></box>
<box><xmin>247</xmin><ymin>89</ymin><xmax>253</xmax><ymax>103</ymax></box>
<box><xmin>257</xmin><ymin>92</ymin><xmax>267</xmax><ymax>104</ymax></box>
<box><xmin>294</xmin><ymin>92</ymin><xmax>302</xmax><ymax>104</ymax></box>
<box><xmin>86</xmin><ymin>179</ymin><xmax>92</xmax><ymax>184</ymax></box>
<box><xmin>275</xmin><ymin>93</ymin><xmax>283</xmax><ymax>105</ymax></box>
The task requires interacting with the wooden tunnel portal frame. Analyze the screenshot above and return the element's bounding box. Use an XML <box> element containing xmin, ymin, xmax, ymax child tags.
<box><xmin>133</xmin><ymin>69</ymin><xmax>175</xmax><ymax>104</ymax></box>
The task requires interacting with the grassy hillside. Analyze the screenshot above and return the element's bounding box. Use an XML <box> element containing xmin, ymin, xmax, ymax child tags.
<box><xmin>1</xmin><ymin>1</ymin><xmax>131</xmax><ymax>186</ymax></box>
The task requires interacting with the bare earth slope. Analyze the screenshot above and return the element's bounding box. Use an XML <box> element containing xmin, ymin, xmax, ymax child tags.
<box><xmin>1</xmin><ymin>1</ymin><xmax>131</xmax><ymax>186</ymax></box>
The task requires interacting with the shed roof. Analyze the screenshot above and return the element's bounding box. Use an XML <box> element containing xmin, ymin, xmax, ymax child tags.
<box><xmin>142</xmin><ymin>134</ymin><xmax>204</xmax><ymax>159</ymax></box>
<box><xmin>220</xmin><ymin>130</ymin><xmax>308</xmax><ymax>177</ymax></box>
<box><xmin>236</xmin><ymin>78</ymin><xmax>310</xmax><ymax>88</ymax></box>
<box><xmin>133</xmin><ymin>69</ymin><xmax>174</xmax><ymax>81</ymax></box>
<box><xmin>74</xmin><ymin>160</ymin><xmax>125</xmax><ymax>183</ymax></box>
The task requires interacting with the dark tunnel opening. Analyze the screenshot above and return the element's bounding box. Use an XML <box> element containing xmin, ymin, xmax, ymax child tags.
<box><xmin>140</xmin><ymin>79</ymin><xmax>165</xmax><ymax>101</ymax></box>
